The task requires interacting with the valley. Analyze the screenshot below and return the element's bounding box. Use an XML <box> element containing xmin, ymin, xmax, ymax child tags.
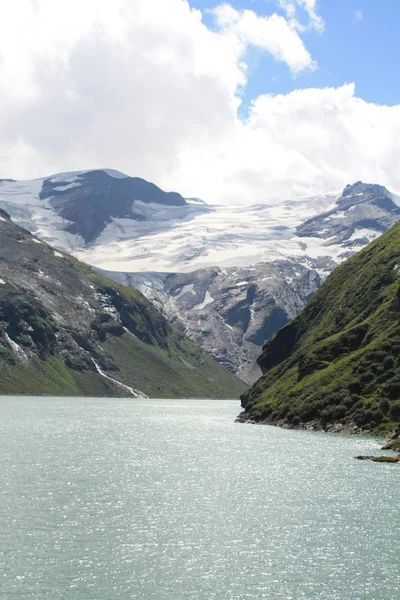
<box><xmin>2</xmin><ymin>171</ymin><xmax>400</xmax><ymax>383</ymax></box>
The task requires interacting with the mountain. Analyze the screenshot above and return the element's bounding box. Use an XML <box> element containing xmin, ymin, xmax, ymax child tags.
<box><xmin>238</xmin><ymin>222</ymin><xmax>400</xmax><ymax>434</ymax></box>
<box><xmin>0</xmin><ymin>211</ymin><xmax>245</xmax><ymax>398</ymax></box>
<box><xmin>296</xmin><ymin>181</ymin><xmax>400</xmax><ymax>253</ymax></box>
<box><xmin>0</xmin><ymin>169</ymin><xmax>198</xmax><ymax>251</ymax></box>
<box><xmin>2</xmin><ymin>172</ymin><xmax>400</xmax><ymax>383</ymax></box>
<box><xmin>103</xmin><ymin>260</ymin><xmax>325</xmax><ymax>383</ymax></box>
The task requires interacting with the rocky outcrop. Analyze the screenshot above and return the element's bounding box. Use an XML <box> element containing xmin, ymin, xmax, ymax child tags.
<box><xmin>355</xmin><ymin>455</ymin><xmax>400</xmax><ymax>463</ymax></box>
<box><xmin>102</xmin><ymin>259</ymin><xmax>325</xmax><ymax>383</ymax></box>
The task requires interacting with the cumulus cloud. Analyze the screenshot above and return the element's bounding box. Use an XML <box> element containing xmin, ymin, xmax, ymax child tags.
<box><xmin>0</xmin><ymin>0</ymin><xmax>399</xmax><ymax>205</ymax></box>
<box><xmin>279</xmin><ymin>0</ymin><xmax>325</xmax><ymax>33</ymax></box>
<box><xmin>173</xmin><ymin>84</ymin><xmax>400</xmax><ymax>203</ymax></box>
<box><xmin>212</xmin><ymin>4</ymin><xmax>316</xmax><ymax>73</ymax></box>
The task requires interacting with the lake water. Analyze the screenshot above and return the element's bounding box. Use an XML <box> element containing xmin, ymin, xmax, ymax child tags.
<box><xmin>1</xmin><ymin>397</ymin><xmax>399</xmax><ymax>600</ymax></box>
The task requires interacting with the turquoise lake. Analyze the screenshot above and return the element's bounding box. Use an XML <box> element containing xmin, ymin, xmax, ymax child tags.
<box><xmin>1</xmin><ymin>397</ymin><xmax>399</xmax><ymax>599</ymax></box>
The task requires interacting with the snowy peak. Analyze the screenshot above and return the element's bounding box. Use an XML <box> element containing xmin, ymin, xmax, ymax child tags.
<box><xmin>296</xmin><ymin>181</ymin><xmax>400</xmax><ymax>247</ymax></box>
<box><xmin>39</xmin><ymin>169</ymin><xmax>187</xmax><ymax>244</ymax></box>
<box><xmin>0</xmin><ymin>169</ymin><xmax>190</xmax><ymax>249</ymax></box>
<box><xmin>339</xmin><ymin>180</ymin><xmax>396</xmax><ymax>208</ymax></box>
<box><xmin>341</xmin><ymin>180</ymin><xmax>389</xmax><ymax>198</ymax></box>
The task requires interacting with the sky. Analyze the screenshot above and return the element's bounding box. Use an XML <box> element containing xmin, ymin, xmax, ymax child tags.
<box><xmin>1</xmin><ymin>0</ymin><xmax>400</xmax><ymax>204</ymax></box>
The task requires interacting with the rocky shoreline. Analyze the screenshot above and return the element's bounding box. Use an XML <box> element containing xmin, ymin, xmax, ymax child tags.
<box><xmin>235</xmin><ymin>412</ymin><xmax>400</xmax><ymax>463</ymax></box>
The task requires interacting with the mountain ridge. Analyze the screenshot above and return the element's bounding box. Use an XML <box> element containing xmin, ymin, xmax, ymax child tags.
<box><xmin>0</xmin><ymin>211</ymin><xmax>245</xmax><ymax>398</ymax></box>
<box><xmin>2</xmin><ymin>171</ymin><xmax>400</xmax><ymax>383</ymax></box>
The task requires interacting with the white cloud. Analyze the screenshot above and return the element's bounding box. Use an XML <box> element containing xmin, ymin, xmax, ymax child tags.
<box><xmin>354</xmin><ymin>10</ymin><xmax>363</xmax><ymax>21</ymax></box>
<box><xmin>171</xmin><ymin>84</ymin><xmax>400</xmax><ymax>203</ymax></box>
<box><xmin>212</xmin><ymin>4</ymin><xmax>316</xmax><ymax>73</ymax></box>
<box><xmin>279</xmin><ymin>0</ymin><xmax>325</xmax><ymax>33</ymax></box>
<box><xmin>1</xmin><ymin>0</ymin><xmax>400</xmax><ymax>206</ymax></box>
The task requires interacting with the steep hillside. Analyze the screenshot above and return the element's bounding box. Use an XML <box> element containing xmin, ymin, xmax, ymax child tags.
<box><xmin>238</xmin><ymin>223</ymin><xmax>400</xmax><ymax>434</ymax></box>
<box><xmin>0</xmin><ymin>212</ymin><xmax>245</xmax><ymax>398</ymax></box>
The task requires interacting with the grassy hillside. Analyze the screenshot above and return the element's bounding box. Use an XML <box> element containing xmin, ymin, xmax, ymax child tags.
<box><xmin>239</xmin><ymin>222</ymin><xmax>400</xmax><ymax>434</ymax></box>
<box><xmin>0</xmin><ymin>213</ymin><xmax>245</xmax><ymax>398</ymax></box>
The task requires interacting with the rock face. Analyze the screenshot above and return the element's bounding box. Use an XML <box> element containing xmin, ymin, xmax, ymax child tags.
<box><xmin>104</xmin><ymin>260</ymin><xmax>324</xmax><ymax>383</ymax></box>
<box><xmin>239</xmin><ymin>222</ymin><xmax>400</xmax><ymax>434</ymax></box>
<box><xmin>0</xmin><ymin>212</ymin><xmax>245</xmax><ymax>398</ymax></box>
<box><xmin>2</xmin><ymin>173</ymin><xmax>400</xmax><ymax>383</ymax></box>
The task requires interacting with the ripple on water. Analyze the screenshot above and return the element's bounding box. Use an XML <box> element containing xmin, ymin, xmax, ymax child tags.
<box><xmin>0</xmin><ymin>397</ymin><xmax>399</xmax><ymax>600</ymax></box>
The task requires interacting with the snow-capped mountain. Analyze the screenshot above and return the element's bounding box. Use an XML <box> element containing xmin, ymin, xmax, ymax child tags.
<box><xmin>1</xmin><ymin>170</ymin><xmax>399</xmax><ymax>383</ymax></box>
<box><xmin>297</xmin><ymin>181</ymin><xmax>400</xmax><ymax>251</ymax></box>
<box><xmin>0</xmin><ymin>169</ymin><xmax>193</xmax><ymax>251</ymax></box>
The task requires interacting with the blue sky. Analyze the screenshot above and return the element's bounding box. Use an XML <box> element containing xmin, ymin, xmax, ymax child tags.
<box><xmin>191</xmin><ymin>0</ymin><xmax>400</xmax><ymax>110</ymax></box>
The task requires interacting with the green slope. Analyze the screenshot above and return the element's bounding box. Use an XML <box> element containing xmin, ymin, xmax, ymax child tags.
<box><xmin>239</xmin><ymin>222</ymin><xmax>400</xmax><ymax>433</ymax></box>
<box><xmin>0</xmin><ymin>212</ymin><xmax>245</xmax><ymax>398</ymax></box>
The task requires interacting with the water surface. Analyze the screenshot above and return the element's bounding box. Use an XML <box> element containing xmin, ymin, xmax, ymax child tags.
<box><xmin>1</xmin><ymin>397</ymin><xmax>399</xmax><ymax>599</ymax></box>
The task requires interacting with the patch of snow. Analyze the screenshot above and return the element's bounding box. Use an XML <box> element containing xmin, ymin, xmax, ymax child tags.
<box><xmin>92</xmin><ymin>359</ymin><xmax>146</xmax><ymax>397</ymax></box>
<box><xmin>175</xmin><ymin>284</ymin><xmax>196</xmax><ymax>299</ymax></box>
<box><xmin>49</xmin><ymin>172</ymin><xmax>81</xmax><ymax>183</ymax></box>
<box><xmin>94</xmin><ymin>292</ymin><xmax>119</xmax><ymax>318</ymax></box>
<box><xmin>235</xmin><ymin>281</ymin><xmax>249</xmax><ymax>286</ymax></box>
<box><xmin>315</xmin><ymin>269</ymin><xmax>331</xmax><ymax>279</ymax></box>
<box><xmin>53</xmin><ymin>251</ymin><xmax>63</xmax><ymax>257</ymax></box>
<box><xmin>0</xmin><ymin>216</ymin><xmax>6</xmax><ymax>222</ymax></box>
<box><xmin>180</xmin><ymin>357</ymin><xmax>195</xmax><ymax>369</ymax></box>
<box><xmin>349</xmin><ymin>228</ymin><xmax>380</xmax><ymax>242</ymax></box>
<box><xmin>185</xmin><ymin>197</ymin><xmax>207</xmax><ymax>206</ymax></box>
<box><xmin>103</xmin><ymin>169</ymin><xmax>129</xmax><ymax>179</ymax></box>
<box><xmin>76</xmin><ymin>295</ymin><xmax>95</xmax><ymax>313</ymax></box>
<box><xmin>32</xmin><ymin>238</ymin><xmax>43</xmax><ymax>244</ymax></box>
<box><xmin>52</xmin><ymin>182</ymin><xmax>82</xmax><ymax>192</ymax></box>
<box><xmin>194</xmin><ymin>291</ymin><xmax>214</xmax><ymax>311</ymax></box>
<box><xmin>0</xmin><ymin>279</ymin><xmax>5</xmax><ymax>284</ymax></box>
<box><xmin>4</xmin><ymin>333</ymin><xmax>28</xmax><ymax>362</ymax></box>
<box><xmin>123</xmin><ymin>327</ymin><xmax>136</xmax><ymax>338</ymax></box>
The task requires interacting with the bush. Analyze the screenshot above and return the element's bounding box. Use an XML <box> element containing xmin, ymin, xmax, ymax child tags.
<box><xmin>360</xmin><ymin>372</ymin><xmax>374</xmax><ymax>384</ymax></box>
<box><xmin>379</xmin><ymin>398</ymin><xmax>391</xmax><ymax>413</ymax></box>
<box><xmin>383</xmin><ymin>380</ymin><xmax>400</xmax><ymax>400</ymax></box>
<box><xmin>299</xmin><ymin>404</ymin><xmax>318</xmax><ymax>421</ymax></box>
<box><xmin>320</xmin><ymin>404</ymin><xmax>346</xmax><ymax>424</ymax></box>
<box><xmin>391</xmin><ymin>401</ymin><xmax>400</xmax><ymax>420</ymax></box>
<box><xmin>383</xmin><ymin>356</ymin><xmax>395</xmax><ymax>370</ymax></box>
<box><xmin>353</xmin><ymin>407</ymin><xmax>383</xmax><ymax>427</ymax></box>
<box><xmin>348</xmin><ymin>379</ymin><xmax>362</xmax><ymax>394</ymax></box>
